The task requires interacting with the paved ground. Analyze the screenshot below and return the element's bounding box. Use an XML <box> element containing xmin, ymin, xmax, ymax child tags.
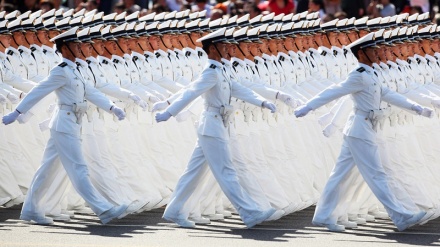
<box><xmin>0</xmin><ymin>205</ymin><xmax>439</xmax><ymax>247</ymax></box>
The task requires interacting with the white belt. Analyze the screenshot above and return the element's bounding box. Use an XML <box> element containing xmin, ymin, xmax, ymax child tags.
<box><xmin>58</xmin><ymin>104</ymin><xmax>74</xmax><ymax>111</ymax></box>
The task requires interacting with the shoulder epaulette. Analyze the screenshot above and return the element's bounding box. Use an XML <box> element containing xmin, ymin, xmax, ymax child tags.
<box><xmin>232</xmin><ymin>61</ymin><xmax>239</xmax><ymax>67</ymax></box>
<box><xmin>320</xmin><ymin>51</ymin><xmax>327</xmax><ymax>56</ymax></box>
<box><xmin>112</xmin><ymin>59</ymin><xmax>119</xmax><ymax>64</ymax></box>
<box><xmin>333</xmin><ymin>50</ymin><xmax>338</xmax><ymax>56</ymax></box>
<box><xmin>198</xmin><ymin>51</ymin><xmax>203</xmax><ymax>57</ymax></box>
<box><xmin>279</xmin><ymin>56</ymin><xmax>285</xmax><ymax>62</ymax></box>
<box><xmin>30</xmin><ymin>47</ymin><xmax>36</xmax><ymax>52</ymax></box>
<box><xmin>209</xmin><ymin>64</ymin><xmax>217</xmax><ymax>69</ymax></box>
<box><xmin>356</xmin><ymin>67</ymin><xmax>365</xmax><ymax>73</ymax></box>
<box><xmin>343</xmin><ymin>49</ymin><xmax>348</xmax><ymax>56</ymax></box>
<box><xmin>43</xmin><ymin>49</ymin><xmax>47</xmax><ymax>54</ymax></box>
<box><xmin>75</xmin><ymin>62</ymin><xmax>81</xmax><ymax>67</ymax></box>
<box><xmin>101</xmin><ymin>60</ymin><xmax>108</xmax><ymax>64</ymax></box>
<box><xmin>86</xmin><ymin>60</ymin><xmax>91</xmax><ymax>64</ymax></box>
<box><xmin>58</xmin><ymin>62</ymin><xmax>67</xmax><ymax>67</ymax></box>
<box><xmin>155</xmin><ymin>52</ymin><xmax>161</xmax><ymax>58</ymax></box>
<box><xmin>18</xmin><ymin>49</ymin><xmax>23</xmax><ymax>54</ymax></box>
<box><xmin>132</xmin><ymin>56</ymin><xmax>138</xmax><ymax>62</ymax></box>
<box><xmin>7</xmin><ymin>50</ymin><xmax>13</xmax><ymax>55</ymax></box>
<box><xmin>144</xmin><ymin>54</ymin><xmax>150</xmax><ymax>59</ymax></box>
<box><xmin>254</xmin><ymin>59</ymin><xmax>258</xmax><ymax>64</ymax></box>
<box><xmin>185</xmin><ymin>51</ymin><xmax>191</xmax><ymax>57</ymax></box>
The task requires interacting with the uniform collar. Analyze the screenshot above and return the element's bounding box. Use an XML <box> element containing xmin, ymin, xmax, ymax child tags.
<box><xmin>18</xmin><ymin>45</ymin><xmax>31</xmax><ymax>54</ymax></box>
<box><xmin>42</xmin><ymin>44</ymin><xmax>55</xmax><ymax>52</ymax></box>
<box><xmin>358</xmin><ymin>62</ymin><xmax>374</xmax><ymax>73</ymax></box>
<box><xmin>379</xmin><ymin>62</ymin><xmax>389</xmax><ymax>70</ymax></box>
<box><xmin>244</xmin><ymin>58</ymin><xmax>255</xmax><ymax>66</ymax></box>
<box><xmin>414</xmin><ymin>54</ymin><xmax>426</xmax><ymax>63</ymax></box>
<box><xmin>207</xmin><ymin>59</ymin><xmax>222</xmax><ymax>69</ymax></box>
<box><xmin>278</xmin><ymin>52</ymin><xmax>290</xmax><ymax>59</ymax></box>
<box><xmin>144</xmin><ymin>50</ymin><xmax>154</xmax><ymax>57</ymax></box>
<box><xmin>62</xmin><ymin>57</ymin><xmax>77</xmax><ymax>68</ymax></box>
<box><xmin>0</xmin><ymin>51</ymin><xmax>6</xmax><ymax>60</ymax></box>
<box><xmin>111</xmin><ymin>54</ymin><xmax>124</xmax><ymax>63</ymax></box>
<box><xmin>123</xmin><ymin>53</ymin><xmax>132</xmax><ymax>61</ymax></box>
<box><xmin>75</xmin><ymin>58</ymin><xmax>88</xmax><ymax>67</ymax></box>
<box><xmin>131</xmin><ymin>51</ymin><xmax>144</xmax><ymax>58</ymax></box>
<box><xmin>372</xmin><ymin>63</ymin><xmax>381</xmax><ymax>71</ymax></box>
<box><xmin>425</xmin><ymin>54</ymin><xmax>436</xmax><ymax>62</ymax></box>
<box><xmin>86</xmin><ymin>56</ymin><xmax>98</xmax><ymax>64</ymax></box>
<box><xmin>98</xmin><ymin>55</ymin><xmax>112</xmax><ymax>64</ymax></box>
<box><xmin>387</xmin><ymin>60</ymin><xmax>399</xmax><ymax>69</ymax></box>
<box><xmin>288</xmin><ymin>50</ymin><xmax>298</xmax><ymax>59</ymax></box>
<box><xmin>231</xmin><ymin>57</ymin><xmax>246</xmax><ymax>66</ymax></box>
<box><xmin>221</xmin><ymin>58</ymin><xmax>231</xmax><ymax>66</ymax></box>
<box><xmin>183</xmin><ymin>47</ymin><xmax>195</xmax><ymax>54</ymax></box>
<box><xmin>30</xmin><ymin>44</ymin><xmax>43</xmax><ymax>52</ymax></box>
<box><xmin>6</xmin><ymin>46</ymin><xmax>18</xmax><ymax>54</ymax></box>
<box><xmin>156</xmin><ymin>49</ymin><xmax>168</xmax><ymax>57</ymax></box>
<box><xmin>297</xmin><ymin>51</ymin><xmax>305</xmax><ymax>57</ymax></box>
<box><xmin>254</xmin><ymin>56</ymin><xmax>265</xmax><ymax>64</ymax></box>
<box><xmin>174</xmin><ymin>48</ymin><xmax>184</xmax><ymax>55</ymax></box>
<box><xmin>262</xmin><ymin>53</ymin><xmax>272</xmax><ymax>61</ymax></box>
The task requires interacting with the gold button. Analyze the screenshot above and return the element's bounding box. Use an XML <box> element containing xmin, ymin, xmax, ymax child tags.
<box><xmin>67</xmin><ymin>112</ymin><xmax>70</xmax><ymax>115</ymax></box>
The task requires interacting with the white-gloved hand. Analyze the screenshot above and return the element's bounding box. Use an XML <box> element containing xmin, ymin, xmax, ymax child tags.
<box><xmin>2</xmin><ymin>110</ymin><xmax>20</xmax><ymax>125</ymax></box>
<box><xmin>175</xmin><ymin>110</ymin><xmax>192</xmax><ymax>122</ymax></box>
<box><xmin>0</xmin><ymin>94</ymin><xmax>6</xmax><ymax>104</ymax></box>
<box><xmin>294</xmin><ymin>105</ymin><xmax>312</xmax><ymax>118</ymax></box>
<box><xmin>294</xmin><ymin>99</ymin><xmax>304</xmax><ymax>107</ymax></box>
<box><xmin>111</xmin><ymin>106</ymin><xmax>125</xmax><ymax>121</ymax></box>
<box><xmin>152</xmin><ymin>100</ymin><xmax>169</xmax><ymax>112</ymax></box>
<box><xmin>431</xmin><ymin>98</ymin><xmax>440</xmax><ymax>108</ymax></box>
<box><xmin>262</xmin><ymin>101</ymin><xmax>277</xmax><ymax>113</ymax></box>
<box><xmin>421</xmin><ymin>107</ymin><xmax>434</xmax><ymax>118</ymax></box>
<box><xmin>277</xmin><ymin>92</ymin><xmax>296</xmax><ymax>108</ymax></box>
<box><xmin>155</xmin><ymin>111</ymin><xmax>172</xmax><ymax>122</ymax></box>
<box><xmin>149</xmin><ymin>95</ymin><xmax>160</xmax><ymax>104</ymax></box>
<box><xmin>318</xmin><ymin>112</ymin><xmax>334</xmax><ymax>127</ymax></box>
<box><xmin>7</xmin><ymin>93</ymin><xmax>19</xmax><ymax>104</ymax></box>
<box><xmin>17</xmin><ymin>111</ymin><xmax>33</xmax><ymax>124</ymax></box>
<box><xmin>128</xmin><ymin>93</ymin><xmax>142</xmax><ymax>104</ymax></box>
<box><xmin>38</xmin><ymin>119</ymin><xmax>50</xmax><ymax>132</ymax></box>
<box><xmin>411</xmin><ymin>104</ymin><xmax>423</xmax><ymax>115</ymax></box>
<box><xmin>322</xmin><ymin>123</ymin><xmax>338</xmax><ymax>137</ymax></box>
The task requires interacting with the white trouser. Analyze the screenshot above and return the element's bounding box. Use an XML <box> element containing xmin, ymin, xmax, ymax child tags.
<box><xmin>313</xmin><ymin>135</ymin><xmax>415</xmax><ymax>226</ymax></box>
<box><xmin>163</xmin><ymin>134</ymin><xmax>265</xmax><ymax>225</ymax></box>
<box><xmin>21</xmin><ymin>130</ymin><xmax>113</xmax><ymax>218</ymax></box>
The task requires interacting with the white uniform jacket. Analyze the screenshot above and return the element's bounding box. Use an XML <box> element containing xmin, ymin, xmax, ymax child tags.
<box><xmin>16</xmin><ymin>58</ymin><xmax>114</xmax><ymax>137</ymax></box>
<box><xmin>167</xmin><ymin>59</ymin><xmax>266</xmax><ymax>140</ymax></box>
<box><xmin>306</xmin><ymin>63</ymin><xmax>416</xmax><ymax>141</ymax></box>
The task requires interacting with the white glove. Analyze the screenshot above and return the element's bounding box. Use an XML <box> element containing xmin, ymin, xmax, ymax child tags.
<box><xmin>149</xmin><ymin>95</ymin><xmax>160</xmax><ymax>104</ymax></box>
<box><xmin>421</xmin><ymin>107</ymin><xmax>434</xmax><ymax>118</ymax></box>
<box><xmin>318</xmin><ymin>112</ymin><xmax>334</xmax><ymax>127</ymax></box>
<box><xmin>431</xmin><ymin>98</ymin><xmax>440</xmax><ymax>108</ymax></box>
<box><xmin>7</xmin><ymin>93</ymin><xmax>19</xmax><ymax>104</ymax></box>
<box><xmin>111</xmin><ymin>106</ymin><xmax>125</xmax><ymax>121</ymax></box>
<box><xmin>152</xmin><ymin>100</ymin><xmax>169</xmax><ymax>112</ymax></box>
<box><xmin>322</xmin><ymin>123</ymin><xmax>338</xmax><ymax>138</ymax></box>
<box><xmin>262</xmin><ymin>101</ymin><xmax>276</xmax><ymax>113</ymax></box>
<box><xmin>155</xmin><ymin>111</ymin><xmax>172</xmax><ymax>122</ymax></box>
<box><xmin>277</xmin><ymin>92</ymin><xmax>295</xmax><ymax>108</ymax></box>
<box><xmin>175</xmin><ymin>110</ymin><xmax>192</xmax><ymax>122</ymax></box>
<box><xmin>294</xmin><ymin>105</ymin><xmax>312</xmax><ymax>118</ymax></box>
<box><xmin>2</xmin><ymin>110</ymin><xmax>20</xmax><ymax>125</ymax></box>
<box><xmin>0</xmin><ymin>94</ymin><xmax>6</xmax><ymax>104</ymax></box>
<box><xmin>128</xmin><ymin>93</ymin><xmax>142</xmax><ymax>104</ymax></box>
<box><xmin>38</xmin><ymin>119</ymin><xmax>50</xmax><ymax>132</ymax></box>
<box><xmin>17</xmin><ymin>111</ymin><xmax>33</xmax><ymax>124</ymax></box>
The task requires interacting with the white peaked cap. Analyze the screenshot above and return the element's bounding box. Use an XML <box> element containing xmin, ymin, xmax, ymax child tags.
<box><xmin>320</xmin><ymin>18</ymin><xmax>338</xmax><ymax>28</ymax></box>
<box><xmin>189</xmin><ymin>12</ymin><xmax>198</xmax><ymax>19</ymax></box>
<box><xmin>70</xmin><ymin>16</ymin><xmax>84</xmax><ymax>25</ymax></box>
<box><xmin>233</xmin><ymin>26</ymin><xmax>249</xmax><ymax>37</ymax></box>
<box><xmin>261</xmin><ymin>12</ymin><xmax>275</xmax><ymax>23</ymax></box>
<box><xmin>292</xmin><ymin>13</ymin><xmax>300</xmax><ymax>22</ymax></box>
<box><xmin>125</xmin><ymin>11</ymin><xmax>139</xmax><ymax>21</ymax></box>
<box><xmin>237</xmin><ymin>13</ymin><xmax>250</xmax><ymax>24</ymax></box>
<box><xmin>41</xmin><ymin>9</ymin><xmax>55</xmax><ymax>19</ymax></box>
<box><xmin>103</xmin><ymin>13</ymin><xmax>117</xmax><ymax>21</ymax></box>
<box><xmin>384</xmin><ymin>30</ymin><xmax>392</xmax><ymax>39</ymax></box>
<box><xmin>164</xmin><ymin>11</ymin><xmax>176</xmax><ymax>20</ymax></box>
<box><xmin>313</xmin><ymin>12</ymin><xmax>319</xmax><ymax>19</ymax></box>
<box><xmin>389</xmin><ymin>15</ymin><xmax>397</xmax><ymax>23</ymax></box>
<box><xmin>220</xmin><ymin>17</ymin><xmax>229</xmax><ymax>26</ymax></box>
<box><xmin>138</xmin><ymin>12</ymin><xmax>155</xmax><ymax>22</ymax></box>
<box><xmin>258</xmin><ymin>24</ymin><xmax>269</xmax><ymax>32</ymax></box>
<box><xmin>306</xmin><ymin>12</ymin><xmax>314</xmax><ymax>20</ymax></box>
<box><xmin>347</xmin><ymin>17</ymin><xmax>355</xmax><ymax>25</ymax></box>
<box><xmin>314</xmin><ymin>19</ymin><xmax>321</xmax><ymax>27</ymax></box>
<box><xmin>293</xmin><ymin>21</ymin><xmax>304</xmax><ymax>29</ymax></box>
<box><xmin>90</xmin><ymin>23</ymin><xmax>103</xmax><ymax>33</ymax></box>
<box><xmin>396</xmin><ymin>15</ymin><xmax>405</xmax><ymax>24</ymax></box>
<box><xmin>225</xmin><ymin>27</ymin><xmax>235</xmax><ymax>36</ymax></box>
<box><xmin>77</xmin><ymin>27</ymin><xmax>90</xmax><ymax>39</ymax></box>
<box><xmin>115</xmin><ymin>11</ymin><xmax>126</xmax><ymax>21</ymax></box>
<box><xmin>63</xmin><ymin>9</ymin><xmax>74</xmax><ymax>17</ymax></box>
<box><xmin>336</xmin><ymin>18</ymin><xmax>348</xmax><ymax>27</ymax></box>
<box><xmin>199</xmin><ymin>18</ymin><xmax>210</xmax><ymax>27</ymax></box>
<box><xmin>375</xmin><ymin>29</ymin><xmax>385</xmax><ymax>38</ymax></box>
<box><xmin>158</xmin><ymin>20</ymin><xmax>171</xmax><ymax>30</ymax></box>
<box><xmin>391</xmin><ymin>27</ymin><xmax>400</xmax><ymax>37</ymax></box>
<box><xmin>209</xmin><ymin>18</ymin><xmax>222</xmax><ymax>28</ymax></box>
<box><xmin>196</xmin><ymin>27</ymin><xmax>226</xmax><ymax>43</ymax></box>
<box><xmin>354</xmin><ymin>16</ymin><xmax>369</xmax><ymax>25</ymax></box>
<box><xmin>398</xmin><ymin>26</ymin><xmax>408</xmax><ymax>35</ymax></box>
<box><xmin>228</xmin><ymin>15</ymin><xmax>238</xmax><ymax>24</ymax></box>
<box><xmin>0</xmin><ymin>11</ymin><xmax>6</xmax><ymax>19</ymax></box>
<box><xmin>170</xmin><ymin>20</ymin><xmax>178</xmax><ymax>28</ymax></box>
<box><xmin>135</xmin><ymin>22</ymin><xmax>145</xmax><ymax>31</ymax></box>
<box><xmin>281</xmin><ymin>22</ymin><xmax>294</xmax><ymax>31</ymax></box>
<box><xmin>5</xmin><ymin>10</ymin><xmax>19</xmax><ymax>20</ymax></box>
<box><xmin>249</xmin><ymin>14</ymin><xmax>262</xmax><ymax>25</ymax></box>
<box><xmin>127</xmin><ymin>21</ymin><xmax>136</xmax><ymax>30</ymax></box>
<box><xmin>100</xmin><ymin>25</ymin><xmax>111</xmax><ymax>35</ymax></box>
<box><xmin>346</xmin><ymin>32</ymin><xmax>376</xmax><ymax>50</ymax></box>
<box><xmin>417</xmin><ymin>12</ymin><xmax>429</xmax><ymax>21</ymax></box>
<box><xmin>282</xmin><ymin>13</ymin><xmax>293</xmax><ymax>22</ymax></box>
<box><xmin>266</xmin><ymin>23</ymin><xmax>278</xmax><ymax>32</ymax></box>
<box><xmin>175</xmin><ymin>10</ymin><xmax>185</xmax><ymax>19</ymax></box>
<box><xmin>111</xmin><ymin>23</ymin><xmax>128</xmax><ymax>35</ymax></box>
<box><xmin>73</xmin><ymin>8</ymin><xmax>86</xmax><ymax>17</ymax></box>
<box><xmin>274</xmin><ymin>13</ymin><xmax>285</xmax><ymax>22</ymax></box>
<box><xmin>94</xmin><ymin>12</ymin><xmax>104</xmax><ymax>20</ymax></box>
<box><xmin>198</xmin><ymin>10</ymin><xmax>207</xmax><ymax>18</ymax></box>
<box><xmin>177</xmin><ymin>19</ymin><xmax>186</xmax><ymax>28</ymax></box>
<box><xmin>185</xmin><ymin>19</ymin><xmax>200</xmax><ymax>28</ymax></box>
<box><xmin>299</xmin><ymin>11</ymin><xmax>308</xmax><ymax>19</ymax></box>
<box><xmin>30</xmin><ymin>10</ymin><xmax>42</xmax><ymax>20</ymax></box>
<box><xmin>247</xmin><ymin>26</ymin><xmax>260</xmax><ymax>35</ymax></box>
<box><xmin>18</xmin><ymin>10</ymin><xmax>31</xmax><ymax>20</ymax></box>
<box><xmin>49</xmin><ymin>26</ymin><xmax>80</xmax><ymax>42</ymax></box>
<box><xmin>418</xmin><ymin>25</ymin><xmax>432</xmax><ymax>34</ymax></box>
<box><xmin>154</xmin><ymin>12</ymin><xmax>166</xmax><ymax>21</ymax></box>
<box><xmin>408</xmin><ymin>13</ymin><xmax>418</xmax><ymax>22</ymax></box>
<box><xmin>55</xmin><ymin>8</ymin><xmax>64</xmax><ymax>16</ymax></box>
<box><xmin>82</xmin><ymin>14</ymin><xmax>94</xmax><ymax>25</ymax></box>
<box><xmin>380</xmin><ymin>16</ymin><xmax>390</xmax><ymax>25</ymax></box>
<box><xmin>367</xmin><ymin>17</ymin><xmax>381</xmax><ymax>26</ymax></box>
<box><xmin>85</xmin><ymin>9</ymin><xmax>97</xmax><ymax>17</ymax></box>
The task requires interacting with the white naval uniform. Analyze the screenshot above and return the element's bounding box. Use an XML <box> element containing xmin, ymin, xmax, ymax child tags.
<box><xmin>163</xmin><ymin>59</ymin><xmax>272</xmax><ymax>226</ymax></box>
<box><xmin>306</xmin><ymin>63</ymin><xmax>422</xmax><ymax>228</ymax></box>
<box><xmin>17</xmin><ymin>58</ymin><xmax>117</xmax><ymax>219</ymax></box>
